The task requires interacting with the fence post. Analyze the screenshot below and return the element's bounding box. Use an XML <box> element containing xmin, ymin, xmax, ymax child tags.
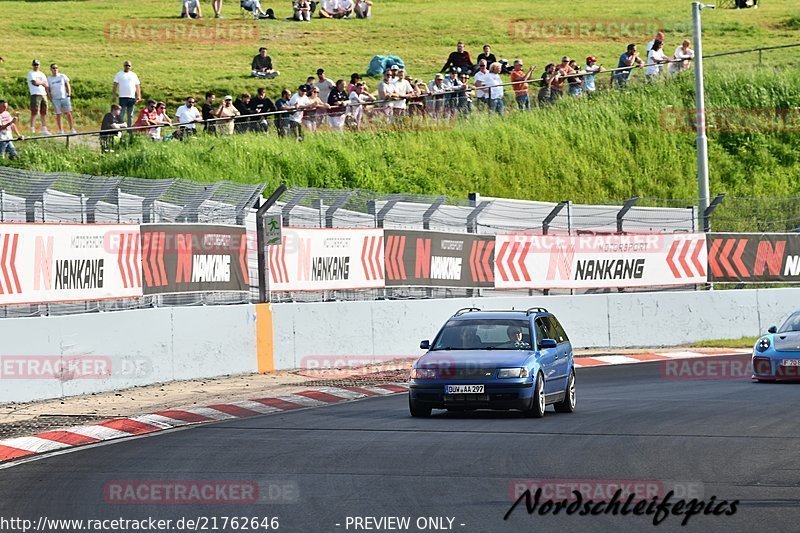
<box><xmin>423</xmin><ymin>196</ymin><xmax>445</xmax><ymax>230</ymax></box>
<box><xmin>0</xmin><ymin>189</ymin><xmax>4</xmax><ymax>222</ymax></box>
<box><xmin>541</xmin><ymin>201</ymin><xmax>569</xmax><ymax>295</ymax></box>
<box><xmin>325</xmin><ymin>191</ymin><xmax>353</xmax><ymax>228</ymax></box>
<box><xmin>281</xmin><ymin>189</ymin><xmax>308</xmax><ymax>227</ymax></box>
<box><xmin>256</xmin><ymin>184</ymin><xmax>287</xmax><ymax>304</ymax></box>
<box><xmin>703</xmin><ymin>194</ymin><xmax>725</xmax><ymax>233</ymax></box>
<box><xmin>376</xmin><ymin>195</ymin><xmax>403</xmax><ymax>228</ymax></box>
<box><xmin>616</xmin><ymin>196</ymin><xmax>640</xmax><ymax>234</ymax></box>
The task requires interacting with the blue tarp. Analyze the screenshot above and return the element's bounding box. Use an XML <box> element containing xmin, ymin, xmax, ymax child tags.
<box><xmin>366</xmin><ymin>55</ymin><xmax>405</xmax><ymax>76</ymax></box>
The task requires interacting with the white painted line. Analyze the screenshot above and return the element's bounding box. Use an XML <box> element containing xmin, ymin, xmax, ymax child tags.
<box><xmin>316</xmin><ymin>387</ymin><xmax>368</xmax><ymax>400</ymax></box>
<box><xmin>359</xmin><ymin>386</ymin><xmax>397</xmax><ymax>396</ymax></box>
<box><xmin>63</xmin><ymin>425</ymin><xmax>133</xmax><ymax>441</ymax></box>
<box><xmin>588</xmin><ymin>355</ymin><xmax>642</xmax><ymax>365</ymax></box>
<box><xmin>0</xmin><ymin>436</ymin><xmax>72</xmax><ymax>454</ymax></box>
<box><xmin>277</xmin><ymin>394</ymin><xmax>329</xmax><ymax>407</ymax></box>
<box><xmin>179</xmin><ymin>407</ymin><xmax>238</xmax><ymax>420</ymax></box>
<box><xmin>129</xmin><ymin>414</ymin><xmax>188</xmax><ymax>429</ymax></box>
<box><xmin>229</xmin><ymin>400</ymin><xmax>281</xmax><ymax>414</ymax></box>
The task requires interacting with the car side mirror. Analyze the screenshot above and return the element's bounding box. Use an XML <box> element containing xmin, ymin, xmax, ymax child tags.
<box><xmin>420</xmin><ymin>340</ymin><xmax>430</xmax><ymax>350</ymax></box>
<box><xmin>539</xmin><ymin>338</ymin><xmax>557</xmax><ymax>349</ymax></box>
<box><xmin>768</xmin><ymin>325</ymin><xmax>778</xmax><ymax>334</ymax></box>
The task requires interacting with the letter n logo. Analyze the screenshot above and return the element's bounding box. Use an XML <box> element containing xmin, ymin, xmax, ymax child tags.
<box><xmin>34</xmin><ymin>236</ymin><xmax>54</xmax><ymax>290</ymax></box>
<box><xmin>176</xmin><ymin>234</ymin><xmax>192</xmax><ymax>283</ymax></box>
<box><xmin>297</xmin><ymin>238</ymin><xmax>311</xmax><ymax>281</ymax></box>
<box><xmin>547</xmin><ymin>244</ymin><xmax>574</xmax><ymax>281</ymax></box>
<box><xmin>415</xmin><ymin>238</ymin><xmax>431</xmax><ymax>279</ymax></box>
<box><xmin>754</xmin><ymin>240</ymin><xmax>785</xmax><ymax>277</ymax></box>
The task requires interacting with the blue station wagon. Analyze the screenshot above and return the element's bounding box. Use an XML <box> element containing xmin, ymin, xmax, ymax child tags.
<box><xmin>408</xmin><ymin>308</ymin><xmax>576</xmax><ymax>418</ymax></box>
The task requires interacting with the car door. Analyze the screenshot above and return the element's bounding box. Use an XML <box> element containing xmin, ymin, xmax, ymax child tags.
<box><xmin>545</xmin><ymin>316</ymin><xmax>570</xmax><ymax>393</ymax></box>
<box><xmin>534</xmin><ymin>317</ymin><xmax>558</xmax><ymax>394</ymax></box>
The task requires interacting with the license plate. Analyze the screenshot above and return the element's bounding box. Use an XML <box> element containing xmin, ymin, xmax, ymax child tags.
<box><xmin>782</xmin><ymin>359</ymin><xmax>800</xmax><ymax>366</ymax></box>
<box><xmin>446</xmin><ymin>384</ymin><xmax>484</xmax><ymax>394</ymax></box>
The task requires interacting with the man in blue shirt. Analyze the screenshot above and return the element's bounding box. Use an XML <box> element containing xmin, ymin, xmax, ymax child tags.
<box><xmin>612</xmin><ymin>44</ymin><xmax>644</xmax><ymax>88</ymax></box>
<box><xmin>583</xmin><ymin>56</ymin><xmax>606</xmax><ymax>94</ymax></box>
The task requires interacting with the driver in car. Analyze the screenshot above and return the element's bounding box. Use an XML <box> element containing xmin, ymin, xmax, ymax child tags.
<box><xmin>507</xmin><ymin>326</ymin><xmax>531</xmax><ymax>349</ymax></box>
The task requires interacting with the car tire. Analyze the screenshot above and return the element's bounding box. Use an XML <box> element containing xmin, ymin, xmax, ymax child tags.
<box><xmin>409</xmin><ymin>396</ymin><xmax>432</xmax><ymax>418</ymax></box>
<box><xmin>523</xmin><ymin>373</ymin><xmax>546</xmax><ymax>418</ymax></box>
<box><xmin>554</xmin><ymin>370</ymin><xmax>576</xmax><ymax>413</ymax></box>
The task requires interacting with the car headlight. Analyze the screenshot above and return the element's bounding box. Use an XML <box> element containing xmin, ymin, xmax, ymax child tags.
<box><xmin>497</xmin><ymin>367</ymin><xmax>529</xmax><ymax>379</ymax></box>
<box><xmin>410</xmin><ymin>368</ymin><xmax>437</xmax><ymax>379</ymax></box>
<box><xmin>756</xmin><ymin>337</ymin><xmax>771</xmax><ymax>353</ymax></box>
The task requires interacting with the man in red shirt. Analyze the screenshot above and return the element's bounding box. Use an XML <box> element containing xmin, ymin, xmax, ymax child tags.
<box><xmin>509</xmin><ymin>59</ymin><xmax>535</xmax><ymax>110</ymax></box>
<box><xmin>133</xmin><ymin>99</ymin><xmax>158</xmax><ymax>135</ymax></box>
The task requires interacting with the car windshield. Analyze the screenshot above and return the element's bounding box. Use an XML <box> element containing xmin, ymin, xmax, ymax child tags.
<box><xmin>779</xmin><ymin>312</ymin><xmax>800</xmax><ymax>333</ymax></box>
<box><xmin>431</xmin><ymin>318</ymin><xmax>532</xmax><ymax>351</ymax></box>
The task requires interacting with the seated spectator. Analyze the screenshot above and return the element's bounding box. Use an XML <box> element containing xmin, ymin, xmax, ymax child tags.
<box><xmin>567</xmin><ymin>59</ymin><xmax>583</xmax><ymax>97</ymax></box>
<box><xmin>234</xmin><ymin>93</ymin><xmax>254</xmax><ymax>132</ymax></box>
<box><xmin>441</xmin><ymin>41</ymin><xmax>473</xmax><ymax>74</ymax></box>
<box><xmin>202</xmin><ymin>92</ymin><xmax>217</xmax><ymax>133</ymax></box>
<box><xmin>99</xmin><ymin>103</ymin><xmax>124</xmax><ymax>152</ymax></box>
<box><xmin>486</xmin><ymin>62</ymin><xmax>504</xmax><ymax>116</ymax></box>
<box><xmin>133</xmin><ymin>99</ymin><xmax>158</xmax><ymax>135</ymax></box>
<box><xmin>669</xmin><ymin>40</ymin><xmax>695</xmax><ymax>75</ymax></box>
<box><xmin>241</xmin><ymin>0</ymin><xmax>274</xmax><ymax>19</ymax></box>
<box><xmin>173</xmin><ymin>96</ymin><xmax>202</xmax><ymax>139</ymax></box>
<box><xmin>582</xmin><ymin>56</ymin><xmax>605</xmax><ymax>95</ymax></box>
<box><xmin>327</xmin><ymin>79</ymin><xmax>349</xmax><ymax>131</ymax></box>
<box><xmin>427</xmin><ymin>73</ymin><xmax>447</xmax><ymax>117</ymax></box>
<box><xmin>252</xmin><ymin>47</ymin><xmax>280</xmax><ymax>79</ymax></box>
<box><xmin>347</xmin><ymin>72</ymin><xmax>362</xmax><ymax>94</ymax></box>
<box><xmin>274</xmin><ymin>88</ymin><xmax>293</xmax><ymax>136</ymax></box>
<box><xmin>249</xmin><ymin>87</ymin><xmax>276</xmax><ymax>132</ymax></box>
<box><xmin>318</xmin><ymin>0</ymin><xmax>343</xmax><ymax>18</ymax></box>
<box><xmin>355</xmin><ymin>0</ymin><xmax>372</xmax><ymax>18</ymax></box>
<box><xmin>338</xmin><ymin>0</ymin><xmax>355</xmax><ymax>17</ymax></box>
<box><xmin>612</xmin><ymin>43</ymin><xmax>645</xmax><ymax>88</ymax></box>
<box><xmin>538</xmin><ymin>63</ymin><xmax>559</xmax><ymax>106</ymax></box>
<box><xmin>150</xmin><ymin>101</ymin><xmax>172</xmax><ymax>140</ymax></box>
<box><xmin>347</xmin><ymin>82</ymin><xmax>375</xmax><ymax>129</ymax></box>
<box><xmin>476</xmin><ymin>45</ymin><xmax>496</xmax><ymax>72</ymax></box>
<box><xmin>509</xmin><ymin>59</ymin><xmax>535</xmax><ymax>110</ymax></box>
<box><xmin>646</xmin><ymin>40</ymin><xmax>669</xmax><ymax>81</ymax></box>
<box><xmin>0</xmin><ymin>100</ymin><xmax>23</xmax><ymax>160</ymax></box>
<box><xmin>293</xmin><ymin>0</ymin><xmax>313</xmax><ymax>21</ymax></box>
<box><xmin>214</xmin><ymin>95</ymin><xmax>240</xmax><ymax>135</ymax></box>
<box><xmin>181</xmin><ymin>0</ymin><xmax>203</xmax><ymax>17</ymax></box>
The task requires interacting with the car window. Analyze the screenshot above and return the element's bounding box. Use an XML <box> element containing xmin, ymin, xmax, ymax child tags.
<box><xmin>548</xmin><ymin>317</ymin><xmax>570</xmax><ymax>344</ymax></box>
<box><xmin>779</xmin><ymin>312</ymin><xmax>800</xmax><ymax>333</ymax></box>
<box><xmin>432</xmin><ymin>318</ymin><xmax>532</xmax><ymax>351</ymax></box>
<box><xmin>534</xmin><ymin>318</ymin><xmax>550</xmax><ymax>344</ymax></box>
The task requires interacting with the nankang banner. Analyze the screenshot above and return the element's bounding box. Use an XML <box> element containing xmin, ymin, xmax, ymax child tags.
<box><xmin>268</xmin><ymin>228</ymin><xmax>384</xmax><ymax>291</ymax></box>
<box><xmin>0</xmin><ymin>223</ymin><xmax>142</xmax><ymax>305</ymax></box>
<box><xmin>141</xmin><ymin>224</ymin><xmax>249</xmax><ymax>295</ymax></box>
<box><xmin>707</xmin><ymin>233</ymin><xmax>800</xmax><ymax>283</ymax></box>
<box><xmin>493</xmin><ymin>233</ymin><xmax>708</xmax><ymax>290</ymax></box>
<box><xmin>384</xmin><ymin>230</ymin><xmax>495</xmax><ymax>288</ymax></box>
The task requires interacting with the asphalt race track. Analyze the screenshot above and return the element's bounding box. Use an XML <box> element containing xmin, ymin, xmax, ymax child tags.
<box><xmin>1</xmin><ymin>355</ymin><xmax>799</xmax><ymax>533</ymax></box>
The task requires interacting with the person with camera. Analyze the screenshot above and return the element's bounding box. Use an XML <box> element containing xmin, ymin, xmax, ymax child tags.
<box><xmin>612</xmin><ymin>43</ymin><xmax>645</xmax><ymax>89</ymax></box>
<box><xmin>509</xmin><ymin>59</ymin><xmax>535</xmax><ymax>110</ymax></box>
<box><xmin>213</xmin><ymin>95</ymin><xmax>240</xmax><ymax>135</ymax></box>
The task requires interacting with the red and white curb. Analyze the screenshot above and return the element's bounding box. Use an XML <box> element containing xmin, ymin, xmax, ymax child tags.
<box><xmin>574</xmin><ymin>348</ymin><xmax>750</xmax><ymax>368</ymax></box>
<box><xmin>0</xmin><ymin>384</ymin><xmax>409</xmax><ymax>464</ymax></box>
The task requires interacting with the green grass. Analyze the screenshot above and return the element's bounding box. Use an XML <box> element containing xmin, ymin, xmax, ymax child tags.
<box><xmin>0</xmin><ymin>0</ymin><xmax>799</xmax><ymax>205</ymax></box>
<box><xmin>691</xmin><ymin>337</ymin><xmax>758</xmax><ymax>348</ymax></box>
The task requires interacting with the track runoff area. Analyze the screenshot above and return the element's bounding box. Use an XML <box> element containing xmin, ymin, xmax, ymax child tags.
<box><xmin>1</xmin><ymin>352</ymin><xmax>798</xmax><ymax>532</ymax></box>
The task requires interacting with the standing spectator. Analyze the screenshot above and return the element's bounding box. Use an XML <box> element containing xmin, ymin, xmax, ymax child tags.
<box><xmin>538</xmin><ymin>63</ymin><xmax>559</xmax><ymax>106</ymax></box>
<box><xmin>427</xmin><ymin>74</ymin><xmax>447</xmax><ymax>118</ymax></box>
<box><xmin>669</xmin><ymin>40</ymin><xmax>695</xmax><ymax>75</ymax></box>
<box><xmin>457</xmin><ymin>72</ymin><xmax>472</xmax><ymax>114</ymax></box>
<box><xmin>347</xmin><ymin>73</ymin><xmax>362</xmax><ymax>93</ymax></box>
<box><xmin>252</xmin><ymin>47</ymin><xmax>280</xmax><ymax>79</ymax></box>
<box><xmin>646</xmin><ymin>40</ymin><xmax>669</xmax><ymax>81</ymax></box>
<box><xmin>315</xmin><ymin>68</ymin><xmax>336</xmax><ymax>103</ymax></box>
<box><xmin>553</xmin><ymin>56</ymin><xmax>572</xmax><ymax>99</ymax></box>
<box><xmin>472</xmin><ymin>60</ymin><xmax>490</xmax><ymax>109</ymax></box>
<box><xmin>99</xmin><ymin>104</ymin><xmax>124</xmax><ymax>152</ymax></box>
<box><xmin>112</xmin><ymin>61</ymin><xmax>141</xmax><ymax>127</ymax></box>
<box><xmin>327</xmin><ymin>79</ymin><xmax>349</xmax><ymax>131</ymax></box>
<box><xmin>567</xmin><ymin>59</ymin><xmax>583</xmax><ymax>97</ymax></box>
<box><xmin>249</xmin><ymin>87</ymin><xmax>276</xmax><ymax>132</ymax></box>
<box><xmin>286</xmin><ymin>84</ymin><xmax>311</xmax><ymax>140</ymax></box>
<box><xmin>509</xmin><ymin>59</ymin><xmax>535</xmax><ymax>110</ymax></box>
<box><xmin>441</xmin><ymin>41</ymin><xmax>474</xmax><ymax>74</ymax></box>
<box><xmin>476</xmin><ymin>45</ymin><xmax>497</xmax><ymax>71</ymax></box>
<box><xmin>486</xmin><ymin>62</ymin><xmax>504</xmax><ymax>116</ymax></box>
<box><xmin>133</xmin><ymin>99</ymin><xmax>158</xmax><ymax>136</ymax></box>
<box><xmin>0</xmin><ymin>100</ymin><xmax>23</xmax><ymax>160</ymax></box>
<box><xmin>214</xmin><ymin>95</ymin><xmax>240</xmax><ymax>135</ymax></box>
<box><xmin>212</xmin><ymin>0</ymin><xmax>223</xmax><ymax>18</ymax></box>
<box><xmin>355</xmin><ymin>0</ymin><xmax>372</xmax><ymax>18</ymax></box>
<box><xmin>234</xmin><ymin>93</ymin><xmax>254</xmax><ymax>132</ymax></box>
<box><xmin>443</xmin><ymin>67</ymin><xmax>463</xmax><ymax>114</ymax></box>
<box><xmin>377</xmin><ymin>69</ymin><xmax>398</xmax><ymax>119</ymax></box>
<box><xmin>202</xmin><ymin>92</ymin><xmax>217</xmax><ymax>134</ymax></box>
<box><xmin>646</xmin><ymin>31</ymin><xmax>666</xmax><ymax>54</ymax></box>
<box><xmin>46</xmin><ymin>64</ymin><xmax>76</xmax><ymax>134</ymax></box>
<box><xmin>303</xmin><ymin>86</ymin><xmax>328</xmax><ymax>131</ymax></box>
<box><xmin>392</xmin><ymin>67</ymin><xmax>414</xmax><ymax>119</ymax></box>
<box><xmin>150</xmin><ymin>102</ymin><xmax>172</xmax><ymax>140</ymax></box>
<box><xmin>347</xmin><ymin>82</ymin><xmax>374</xmax><ymax>129</ymax></box>
<box><xmin>274</xmin><ymin>88</ymin><xmax>293</xmax><ymax>136</ymax></box>
<box><xmin>180</xmin><ymin>0</ymin><xmax>203</xmax><ymax>17</ymax></box>
<box><xmin>582</xmin><ymin>56</ymin><xmax>605</xmax><ymax>95</ymax></box>
<box><xmin>612</xmin><ymin>44</ymin><xmax>645</xmax><ymax>88</ymax></box>
<box><xmin>27</xmin><ymin>59</ymin><xmax>49</xmax><ymax>135</ymax></box>
<box><xmin>173</xmin><ymin>96</ymin><xmax>202</xmax><ymax>138</ymax></box>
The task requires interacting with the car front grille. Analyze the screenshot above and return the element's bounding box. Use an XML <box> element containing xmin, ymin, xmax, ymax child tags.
<box><xmin>438</xmin><ymin>368</ymin><xmax>495</xmax><ymax>380</ymax></box>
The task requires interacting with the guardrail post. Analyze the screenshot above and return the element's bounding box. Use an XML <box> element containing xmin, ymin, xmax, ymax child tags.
<box><xmin>375</xmin><ymin>195</ymin><xmax>403</xmax><ymax>228</ymax></box>
<box><xmin>281</xmin><ymin>189</ymin><xmax>309</xmax><ymax>227</ymax></box>
<box><xmin>325</xmin><ymin>191</ymin><xmax>353</xmax><ymax>228</ymax></box>
<box><xmin>311</xmin><ymin>199</ymin><xmax>326</xmax><ymax>228</ymax></box>
<box><xmin>257</xmin><ymin>184</ymin><xmax>287</xmax><ymax>303</ymax></box>
<box><xmin>616</xmin><ymin>196</ymin><xmax>640</xmax><ymax>234</ymax></box>
<box><xmin>466</xmin><ymin>193</ymin><xmax>490</xmax><ymax>234</ymax></box>
<box><xmin>542</xmin><ymin>201</ymin><xmax>568</xmax><ymax>236</ymax></box>
<box><xmin>703</xmin><ymin>193</ymin><xmax>725</xmax><ymax>233</ymax></box>
<box><xmin>80</xmin><ymin>193</ymin><xmax>87</xmax><ymax>224</ymax></box>
<box><xmin>423</xmin><ymin>196</ymin><xmax>445</xmax><ymax>230</ymax></box>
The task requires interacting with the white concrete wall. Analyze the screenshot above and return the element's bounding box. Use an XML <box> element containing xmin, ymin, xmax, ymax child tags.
<box><xmin>271</xmin><ymin>288</ymin><xmax>800</xmax><ymax>370</ymax></box>
<box><xmin>0</xmin><ymin>305</ymin><xmax>257</xmax><ymax>404</ymax></box>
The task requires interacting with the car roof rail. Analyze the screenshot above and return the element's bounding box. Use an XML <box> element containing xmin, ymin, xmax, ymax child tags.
<box><xmin>453</xmin><ymin>307</ymin><xmax>481</xmax><ymax>317</ymax></box>
<box><xmin>526</xmin><ymin>307</ymin><xmax>549</xmax><ymax>315</ymax></box>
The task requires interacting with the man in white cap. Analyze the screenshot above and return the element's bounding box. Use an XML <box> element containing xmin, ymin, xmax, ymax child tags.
<box><xmin>509</xmin><ymin>59</ymin><xmax>535</xmax><ymax>110</ymax></box>
<box><xmin>27</xmin><ymin>59</ymin><xmax>49</xmax><ymax>134</ymax></box>
<box><xmin>213</xmin><ymin>95</ymin><xmax>240</xmax><ymax>135</ymax></box>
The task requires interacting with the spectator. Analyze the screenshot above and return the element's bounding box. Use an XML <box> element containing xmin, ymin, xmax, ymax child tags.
<box><xmin>338</xmin><ymin>0</ymin><xmax>355</xmax><ymax>17</ymax></box>
<box><xmin>150</xmin><ymin>102</ymin><xmax>172</xmax><ymax>140</ymax></box>
<box><xmin>180</xmin><ymin>0</ymin><xmax>203</xmax><ymax>17</ymax></box>
<box><xmin>456</xmin><ymin>72</ymin><xmax>472</xmax><ymax>114</ymax></box>
<box><xmin>355</xmin><ymin>0</ymin><xmax>372</xmax><ymax>18</ymax></box>
<box><xmin>392</xmin><ymin>67</ymin><xmax>414</xmax><ymax>118</ymax></box>
<box><xmin>173</xmin><ymin>96</ymin><xmax>202</xmax><ymax>138</ymax></box>
<box><xmin>427</xmin><ymin>74</ymin><xmax>447</xmax><ymax>117</ymax></box>
<box><xmin>509</xmin><ymin>59</ymin><xmax>535</xmax><ymax>110</ymax></box>
<box><xmin>347</xmin><ymin>82</ymin><xmax>375</xmax><ymax>129</ymax></box>
<box><xmin>377</xmin><ymin>69</ymin><xmax>398</xmax><ymax>119</ymax></box>
<box><xmin>286</xmin><ymin>84</ymin><xmax>311</xmax><ymax>140</ymax></box>
<box><xmin>582</xmin><ymin>56</ymin><xmax>605</xmax><ymax>95</ymax></box>
<box><xmin>0</xmin><ymin>100</ymin><xmax>23</xmax><ymax>160</ymax></box>
<box><xmin>441</xmin><ymin>41</ymin><xmax>473</xmax><ymax>74</ymax></box>
<box><xmin>212</xmin><ymin>0</ymin><xmax>223</xmax><ymax>18</ymax></box>
<box><xmin>408</xmin><ymin>78</ymin><xmax>426</xmax><ymax>116</ymax></box>
<box><xmin>669</xmin><ymin>40</ymin><xmax>695</xmax><ymax>75</ymax></box>
<box><xmin>274</xmin><ymin>88</ymin><xmax>293</xmax><ymax>136</ymax></box>
<box><xmin>327</xmin><ymin>79</ymin><xmax>349</xmax><ymax>131</ymax></box>
<box><xmin>318</xmin><ymin>0</ymin><xmax>338</xmax><ymax>17</ymax></box>
<box><xmin>304</xmin><ymin>86</ymin><xmax>328</xmax><ymax>131</ymax></box>
<box><xmin>443</xmin><ymin>67</ymin><xmax>464</xmax><ymax>113</ymax></box>
<box><xmin>554</xmin><ymin>56</ymin><xmax>572</xmax><ymax>99</ymax></box>
<box><xmin>315</xmin><ymin>68</ymin><xmax>336</xmax><ymax>103</ymax></box>
<box><xmin>252</xmin><ymin>47</ymin><xmax>280</xmax><ymax>79</ymax></box>
<box><xmin>646</xmin><ymin>31</ymin><xmax>666</xmax><ymax>54</ymax></box>
<box><xmin>347</xmin><ymin>72</ymin><xmax>362</xmax><ymax>93</ymax></box>
<box><xmin>646</xmin><ymin>40</ymin><xmax>669</xmax><ymax>81</ymax></box>
<box><xmin>476</xmin><ymin>45</ymin><xmax>497</xmax><ymax>71</ymax></box>
<box><xmin>99</xmin><ymin>104</ymin><xmax>124</xmax><ymax>152</ymax></box>
<box><xmin>112</xmin><ymin>61</ymin><xmax>141</xmax><ymax>127</ymax></box>
<box><xmin>249</xmin><ymin>87</ymin><xmax>276</xmax><ymax>132</ymax></box>
<box><xmin>202</xmin><ymin>92</ymin><xmax>217</xmax><ymax>134</ymax></box>
<box><xmin>46</xmin><ymin>64</ymin><xmax>76</xmax><ymax>134</ymax></box>
<box><xmin>486</xmin><ymin>62</ymin><xmax>504</xmax><ymax>116</ymax></box>
<box><xmin>567</xmin><ymin>59</ymin><xmax>583</xmax><ymax>97</ymax></box>
<box><xmin>293</xmin><ymin>0</ymin><xmax>312</xmax><ymax>21</ymax></box>
<box><xmin>472</xmin><ymin>60</ymin><xmax>490</xmax><ymax>109</ymax></box>
<box><xmin>241</xmin><ymin>0</ymin><xmax>274</xmax><ymax>19</ymax></box>
<box><xmin>27</xmin><ymin>59</ymin><xmax>49</xmax><ymax>135</ymax></box>
<box><xmin>234</xmin><ymin>93</ymin><xmax>254</xmax><ymax>132</ymax></box>
<box><xmin>538</xmin><ymin>63</ymin><xmax>558</xmax><ymax>106</ymax></box>
<box><xmin>612</xmin><ymin>43</ymin><xmax>644</xmax><ymax>88</ymax></box>
<box><xmin>214</xmin><ymin>95</ymin><xmax>240</xmax><ymax>135</ymax></box>
<box><xmin>133</xmin><ymin>99</ymin><xmax>158</xmax><ymax>136</ymax></box>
